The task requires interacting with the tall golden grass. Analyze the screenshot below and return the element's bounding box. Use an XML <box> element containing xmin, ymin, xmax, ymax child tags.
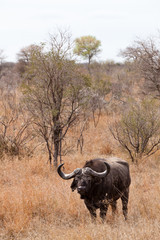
<box><xmin>0</xmin><ymin>114</ymin><xmax>160</xmax><ymax>239</ymax></box>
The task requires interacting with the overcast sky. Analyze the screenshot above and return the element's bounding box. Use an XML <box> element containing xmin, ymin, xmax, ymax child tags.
<box><xmin>1</xmin><ymin>0</ymin><xmax>160</xmax><ymax>62</ymax></box>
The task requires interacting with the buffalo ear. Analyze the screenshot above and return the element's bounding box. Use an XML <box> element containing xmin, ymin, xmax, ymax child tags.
<box><xmin>70</xmin><ymin>179</ymin><xmax>77</xmax><ymax>192</ymax></box>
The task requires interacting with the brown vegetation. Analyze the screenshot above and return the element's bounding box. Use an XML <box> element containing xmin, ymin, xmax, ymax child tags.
<box><xmin>0</xmin><ymin>114</ymin><xmax>160</xmax><ymax>239</ymax></box>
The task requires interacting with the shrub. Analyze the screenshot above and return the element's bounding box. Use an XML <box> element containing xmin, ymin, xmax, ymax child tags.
<box><xmin>110</xmin><ymin>98</ymin><xmax>160</xmax><ymax>163</ymax></box>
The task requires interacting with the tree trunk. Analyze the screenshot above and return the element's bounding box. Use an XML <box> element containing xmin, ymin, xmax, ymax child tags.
<box><xmin>53</xmin><ymin>125</ymin><xmax>62</xmax><ymax>167</ymax></box>
<box><xmin>44</xmin><ymin>137</ymin><xmax>52</xmax><ymax>165</ymax></box>
<box><xmin>53</xmin><ymin>139</ymin><xmax>59</xmax><ymax>167</ymax></box>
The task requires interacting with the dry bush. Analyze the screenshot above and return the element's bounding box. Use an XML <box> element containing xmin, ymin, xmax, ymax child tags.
<box><xmin>0</xmin><ymin>92</ymin><xmax>35</xmax><ymax>159</ymax></box>
<box><xmin>99</xmin><ymin>143</ymin><xmax>113</xmax><ymax>155</ymax></box>
<box><xmin>79</xmin><ymin>114</ymin><xmax>116</xmax><ymax>157</ymax></box>
<box><xmin>110</xmin><ymin>98</ymin><xmax>160</xmax><ymax>162</ymax></box>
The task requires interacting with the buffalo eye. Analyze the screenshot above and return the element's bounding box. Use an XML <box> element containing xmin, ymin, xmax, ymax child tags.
<box><xmin>70</xmin><ymin>179</ymin><xmax>77</xmax><ymax>191</ymax></box>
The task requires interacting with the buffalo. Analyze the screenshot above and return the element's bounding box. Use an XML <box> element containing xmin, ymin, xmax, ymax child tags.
<box><xmin>57</xmin><ymin>157</ymin><xmax>131</xmax><ymax>220</ymax></box>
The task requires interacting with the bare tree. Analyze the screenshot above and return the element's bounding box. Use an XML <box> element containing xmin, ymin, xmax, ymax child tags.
<box><xmin>16</xmin><ymin>45</ymin><xmax>41</xmax><ymax>77</ymax></box>
<box><xmin>21</xmin><ymin>30</ymin><xmax>102</xmax><ymax>166</ymax></box>
<box><xmin>0</xmin><ymin>92</ymin><xmax>34</xmax><ymax>158</ymax></box>
<box><xmin>0</xmin><ymin>49</ymin><xmax>5</xmax><ymax>63</ymax></box>
<box><xmin>0</xmin><ymin>49</ymin><xmax>5</xmax><ymax>79</ymax></box>
<box><xmin>121</xmin><ymin>37</ymin><xmax>160</xmax><ymax>98</ymax></box>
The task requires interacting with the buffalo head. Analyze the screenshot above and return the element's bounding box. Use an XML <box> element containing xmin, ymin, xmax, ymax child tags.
<box><xmin>57</xmin><ymin>162</ymin><xmax>110</xmax><ymax>198</ymax></box>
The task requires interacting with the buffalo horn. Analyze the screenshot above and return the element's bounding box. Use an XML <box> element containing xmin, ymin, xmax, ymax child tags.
<box><xmin>57</xmin><ymin>163</ymin><xmax>81</xmax><ymax>180</ymax></box>
<box><xmin>83</xmin><ymin>162</ymin><xmax>110</xmax><ymax>178</ymax></box>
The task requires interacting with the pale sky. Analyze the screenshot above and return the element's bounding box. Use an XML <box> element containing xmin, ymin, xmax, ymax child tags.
<box><xmin>1</xmin><ymin>0</ymin><xmax>160</xmax><ymax>62</ymax></box>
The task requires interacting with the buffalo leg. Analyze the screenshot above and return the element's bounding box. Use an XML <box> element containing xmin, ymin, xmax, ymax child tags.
<box><xmin>121</xmin><ymin>189</ymin><xmax>129</xmax><ymax>220</ymax></box>
<box><xmin>110</xmin><ymin>201</ymin><xmax>117</xmax><ymax>216</ymax></box>
<box><xmin>100</xmin><ymin>203</ymin><xmax>109</xmax><ymax>220</ymax></box>
<box><xmin>84</xmin><ymin>200</ymin><xmax>97</xmax><ymax>219</ymax></box>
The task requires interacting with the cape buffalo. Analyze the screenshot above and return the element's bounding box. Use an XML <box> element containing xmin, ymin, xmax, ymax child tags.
<box><xmin>57</xmin><ymin>157</ymin><xmax>131</xmax><ymax>220</ymax></box>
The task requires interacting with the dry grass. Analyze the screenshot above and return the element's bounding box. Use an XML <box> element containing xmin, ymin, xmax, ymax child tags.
<box><xmin>0</xmin><ymin>114</ymin><xmax>160</xmax><ymax>240</ymax></box>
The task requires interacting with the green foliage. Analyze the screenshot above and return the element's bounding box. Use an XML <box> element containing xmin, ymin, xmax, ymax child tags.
<box><xmin>83</xmin><ymin>74</ymin><xmax>92</xmax><ymax>87</ymax></box>
<box><xmin>92</xmin><ymin>76</ymin><xmax>111</xmax><ymax>96</ymax></box>
<box><xmin>74</xmin><ymin>36</ymin><xmax>101</xmax><ymax>64</ymax></box>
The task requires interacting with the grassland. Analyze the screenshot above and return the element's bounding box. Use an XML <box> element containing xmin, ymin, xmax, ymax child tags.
<box><xmin>0</xmin><ymin>114</ymin><xmax>160</xmax><ymax>240</ymax></box>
